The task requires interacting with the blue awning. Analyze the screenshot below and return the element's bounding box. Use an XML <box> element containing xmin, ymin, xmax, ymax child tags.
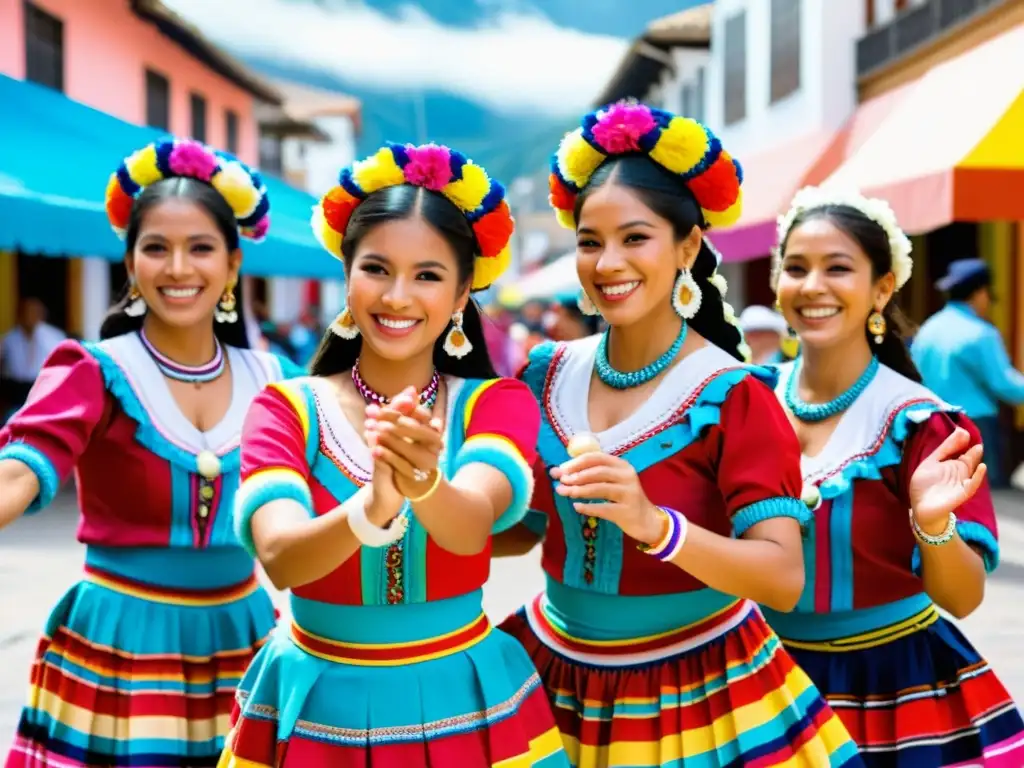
<box><xmin>0</xmin><ymin>74</ymin><xmax>340</xmax><ymax>279</ymax></box>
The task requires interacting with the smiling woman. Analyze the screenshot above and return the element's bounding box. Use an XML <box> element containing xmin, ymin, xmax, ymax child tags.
<box><xmin>0</xmin><ymin>137</ymin><xmax>302</xmax><ymax>768</ymax></box>
<box><xmin>219</xmin><ymin>143</ymin><xmax>569</xmax><ymax>768</ymax></box>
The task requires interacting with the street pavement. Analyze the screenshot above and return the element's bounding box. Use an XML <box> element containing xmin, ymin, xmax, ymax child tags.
<box><xmin>3</xmin><ymin>490</ymin><xmax>1024</xmax><ymax>755</ymax></box>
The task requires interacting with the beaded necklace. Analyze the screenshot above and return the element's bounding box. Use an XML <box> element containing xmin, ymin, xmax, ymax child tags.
<box><xmin>139</xmin><ymin>328</ymin><xmax>225</xmax><ymax>384</ymax></box>
<box><xmin>351</xmin><ymin>359</ymin><xmax>440</xmax><ymax>409</ymax></box>
<box><xmin>594</xmin><ymin>322</ymin><xmax>687</xmax><ymax>390</ymax></box>
<box><xmin>785</xmin><ymin>356</ymin><xmax>880</xmax><ymax>423</ymax></box>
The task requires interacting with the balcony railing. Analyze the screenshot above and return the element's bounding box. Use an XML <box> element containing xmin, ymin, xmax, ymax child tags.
<box><xmin>857</xmin><ymin>0</ymin><xmax>1007</xmax><ymax>77</ymax></box>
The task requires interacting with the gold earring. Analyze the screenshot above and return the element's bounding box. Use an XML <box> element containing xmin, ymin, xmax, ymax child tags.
<box><xmin>867</xmin><ymin>310</ymin><xmax>886</xmax><ymax>345</ymax></box>
<box><xmin>215</xmin><ymin>281</ymin><xmax>238</xmax><ymax>323</ymax></box>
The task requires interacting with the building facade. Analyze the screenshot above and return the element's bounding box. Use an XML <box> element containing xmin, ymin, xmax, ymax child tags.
<box><xmin>0</xmin><ymin>0</ymin><xmax>280</xmax><ymax>339</ymax></box>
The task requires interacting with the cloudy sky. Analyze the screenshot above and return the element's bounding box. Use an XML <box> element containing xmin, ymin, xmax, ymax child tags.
<box><xmin>164</xmin><ymin>0</ymin><xmax>640</xmax><ymax>116</ymax></box>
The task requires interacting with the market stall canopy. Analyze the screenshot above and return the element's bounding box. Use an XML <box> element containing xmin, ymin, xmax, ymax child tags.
<box><xmin>817</xmin><ymin>25</ymin><xmax>1024</xmax><ymax>233</ymax></box>
<box><xmin>498</xmin><ymin>252</ymin><xmax>579</xmax><ymax>307</ymax></box>
<box><xmin>0</xmin><ymin>74</ymin><xmax>338</xmax><ymax>279</ymax></box>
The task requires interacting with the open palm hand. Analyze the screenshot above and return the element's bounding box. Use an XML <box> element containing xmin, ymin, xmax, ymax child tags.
<box><xmin>909</xmin><ymin>427</ymin><xmax>986</xmax><ymax>535</ymax></box>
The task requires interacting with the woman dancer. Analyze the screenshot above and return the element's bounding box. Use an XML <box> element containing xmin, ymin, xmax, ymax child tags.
<box><xmin>497</xmin><ymin>102</ymin><xmax>861</xmax><ymax>767</ymax></box>
<box><xmin>765</xmin><ymin>186</ymin><xmax>1024</xmax><ymax>766</ymax></box>
<box><xmin>219</xmin><ymin>143</ymin><xmax>569</xmax><ymax>767</ymax></box>
<box><xmin>0</xmin><ymin>138</ymin><xmax>301</xmax><ymax>767</ymax></box>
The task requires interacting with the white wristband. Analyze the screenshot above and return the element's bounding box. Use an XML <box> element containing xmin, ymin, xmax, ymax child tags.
<box><xmin>347</xmin><ymin>498</ymin><xmax>408</xmax><ymax>548</ymax></box>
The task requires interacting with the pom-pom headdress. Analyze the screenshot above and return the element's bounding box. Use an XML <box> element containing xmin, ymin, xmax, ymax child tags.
<box><xmin>772</xmin><ymin>186</ymin><xmax>914</xmax><ymax>291</ymax></box>
<box><xmin>548</xmin><ymin>101</ymin><xmax>744</xmax><ymax>231</ymax></box>
<box><xmin>312</xmin><ymin>143</ymin><xmax>515</xmax><ymax>291</ymax></box>
<box><xmin>105</xmin><ymin>138</ymin><xmax>271</xmax><ymax>242</ymax></box>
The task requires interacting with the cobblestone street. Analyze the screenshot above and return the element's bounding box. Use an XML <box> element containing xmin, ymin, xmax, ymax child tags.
<box><xmin>4</xmin><ymin>490</ymin><xmax>1024</xmax><ymax>754</ymax></box>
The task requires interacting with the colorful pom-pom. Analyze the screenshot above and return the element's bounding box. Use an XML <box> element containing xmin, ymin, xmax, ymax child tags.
<box><xmin>472</xmin><ymin>243</ymin><xmax>512</xmax><ymax>291</ymax></box>
<box><xmin>124</xmin><ymin>145</ymin><xmax>163</xmax><ymax>188</ymax></box>
<box><xmin>688</xmin><ymin>151</ymin><xmax>741</xmax><ymax>214</ymax></box>
<box><xmin>321</xmin><ymin>186</ymin><xmax>360</xmax><ymax>235</ymax></box>
<box><xmin>472</xmin><ymin>201</ymin><xmax>515</xmax><ymax>259</ymax></box>
<box><xmin>168</xmin><ymin>140</ymin><xmax>218</xmax><ymax>182</ymax></box>
<box><xmin>548</xmin><ymin>101</ymin><xmax>745</xmax><ymax>232</ymax></box>
<box><xmin>402</xmin><ymin>144</ymin><xmax>453</xmax><ymax>191</ymax></box>
<box><xmin>351</xmin><ymin>147</ymin><xmax>406</xmax><ymax>193</ymax></box>
<box><xmin>443</xmin><ymin>161</ymin><xmax>491</xmax><ymax>213</ymax></box>
<box><xmin>107</xmin><ymin>139</ymin><xmax>271</xmax><ymax>243</ymax></box>
<box><xmin>590</xmin><ymin>102</ymin><xmax>657</xmax><ymax>154</ymax></box>
<box><xmin>105</xmin><ymin>175</ymin><xmax>133</xmax><ymax>230</ymax></box>
<box><xmin>649</xmin><ymin>117</ymin><xmax>710</xmax><ymax>176</ymax></box>
<box><xmin>548</xmin><ymin>174</ymin><xmax>576</xmax><ymax>214</ymax></box>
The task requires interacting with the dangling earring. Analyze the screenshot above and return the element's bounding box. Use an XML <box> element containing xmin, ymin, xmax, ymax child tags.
<box><xmin>672</xmin><ymin>269</ymin><xmax>702</xmax><ymax>319</ymax></box>
<box><xmin>443</xmin><ymin>309</ymin><xmax>473</xmax><ymax>358</ymax></box>
<box><xmin>329</xmin><ymin>307</ymin><xmax>360</xmax><ymax>340</ymax></box>
<box><xmin>867</xmin><ymin>310</ymin><xmax>886</xmax><ymax>345</ymax></box>
<box><xmin>124</xmin><ymin>281</ymin><xmax>147</xmax><ymax>317</ymax></box>
<box><xmin>215</xmin><ymin>281</ymin><xmax>238</xmax><ymax>323</ymax></box>
<box><xmin>577</xmin><ymin>289</ymin><xmax>599</xmax><ymax>316</ymax></box>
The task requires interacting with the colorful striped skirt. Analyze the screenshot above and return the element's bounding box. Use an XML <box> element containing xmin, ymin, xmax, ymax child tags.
<box><xmin>499</xmin><ymin>582</ymin><xmax>863</xmax><ymax>767</ymax></box>
<box><xmin>4</xmin><ymin>545</ymin><xmax>277</xmax><ymax>768</ymax></box>
<box><xmin>218</xmin><ymin>589</ymin><xmax>569</xmax><ymax>767</ymax></box>
<box><xmin>764</xmin><ymin>593</ymin><xmax>1024</xmax><ymax>767</ymax></box>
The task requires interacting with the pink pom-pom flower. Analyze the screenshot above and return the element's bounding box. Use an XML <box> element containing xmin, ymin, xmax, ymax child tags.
<box><xmin>168</xmin><ymin>140</ymin><xmax>219</xmax><ymax>182</ymax></box>
<box><xmin>591</xmin><ymin>103</ymin><xmax>657</xmax><ymax>154</ymax></box>
<box><xmin>402</xmin><ymin>144</ymin><xmax>453</xmax><ymax>191</ymax></box>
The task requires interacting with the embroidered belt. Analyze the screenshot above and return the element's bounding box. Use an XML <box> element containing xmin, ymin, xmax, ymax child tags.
<box><xmin>289</xmin><ymin>613</ymin><xmax>492</xmax><ymax>666</ymax></box>
<box><xmin>84</xmin><ymin>564</ymin><xmax>259</xmax><ymax>607</ymax></box>
<box><xmin>525</xmin><ymin>593</ymin><xmax>751</xmax><ymax>667</ymax></box>
<box><xmin>780</xmin><ymin>603</ymin><xmax>939</xmax><ymax>652</ymax></box>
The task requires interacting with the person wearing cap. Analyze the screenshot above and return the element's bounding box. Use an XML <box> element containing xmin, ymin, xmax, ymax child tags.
<box><xmin>738</xmin><ymin>304</ymin><xmax>788</xmax><ymax>364</ymax></box>
<box><xmin>912</xmin><ymin>257</ymin><xmax>1024</xmax><ymax>487</ymax></box>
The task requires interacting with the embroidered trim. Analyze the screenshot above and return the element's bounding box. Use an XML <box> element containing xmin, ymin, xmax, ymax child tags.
<box><xmin>732</xmin><ymin>496</ymin><xmax>809</xmax><ymax>537</ymax></box>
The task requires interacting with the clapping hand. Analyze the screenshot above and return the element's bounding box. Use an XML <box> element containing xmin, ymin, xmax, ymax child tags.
<box><xmin>365</xmin><ymin>387</ymin><xmax>444</xmax><ymax>500</ymax></box>
<box><xmin>909</xmin><ymin>427</ymin><xmax>986</xmax><ymax>536</ymax></box>
<box><xmin>553</xmin><ymin>451</ymin><xmax>663</xmax><ymax>546</ymax></box>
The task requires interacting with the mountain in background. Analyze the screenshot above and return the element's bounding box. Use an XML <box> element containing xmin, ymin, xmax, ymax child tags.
<box><xmin>240</xmin><ymin>0</ymin><xmax>706</xmax><ymax>184</ymax></box>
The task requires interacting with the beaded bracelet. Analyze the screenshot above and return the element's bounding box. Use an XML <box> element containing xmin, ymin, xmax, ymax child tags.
<box><xmin>910</xmin><ymin>509</ymin><xmax>957</xmax><ymax>546</ymax></box>
<box><xmin>639</xmin><ymin>506</ymin><xmax>688</xmax><ymax>562</ymax></box>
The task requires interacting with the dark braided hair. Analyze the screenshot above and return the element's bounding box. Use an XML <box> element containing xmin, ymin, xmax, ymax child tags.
<box><xmin>779</xmin><ymin>204</ymin><xmax>921</xmax><ymax>382</ymax></box>
<box><xmin>573</xmin><ymin>155</ymin><xmax>744</xmax><ymax>360</ymax></box>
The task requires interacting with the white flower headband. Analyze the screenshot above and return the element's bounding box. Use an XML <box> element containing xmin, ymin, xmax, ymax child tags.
<box><xmin>772</xmin><ymin>186</ymin><xmax>913</xmax><ymax>291</ymax></box>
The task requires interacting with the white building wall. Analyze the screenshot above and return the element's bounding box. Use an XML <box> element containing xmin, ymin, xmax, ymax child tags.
<box><xmin>271</xmin><ymin>112</ymin><xmax>358</xmax><ymax>327</ymax></box>
<box><xmin>704</xmin><ymin>0</ymin><xmax>865</xmax><ymax>157</ymax></box>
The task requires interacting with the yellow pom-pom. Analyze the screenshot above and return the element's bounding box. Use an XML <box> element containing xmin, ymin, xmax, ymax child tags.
<box><xmin>311</xmin><ymin>205</ymin><xmax>343</xmax><ymax>258</ymax></box>
<box><xmin>649</xmin><ymin>117</ymin><xmax>710</xmax><ymax>176</ymax></box>
<box><xmin>556</xmin><ymin>130</ymin><xmax>605</xmax><ymax>188</ymax></box>
<box><xmin>212</xmin><ymin>162</ymin><xmax>261</xmax><ymax>219</ymax></box>
<box><xmin>351</xmin><ymin>147</ymin><xmax>406</xmax><ymax>193</ymax></box>
<box><xmin>472</xmin><ymin>244</ymin><xmax>512</xmax><ymax>290</ymax></box>
<box><xmin>125</xmin><ymin>145</ymin><xmax>162</xmax><ymax>188</ymax></box>
<box><xmin>443</xmin><ymin>162</ymin><xmax>491</xmax><ymax>212</ymax></box>
<box><xmin>702</xmin><ymin>190</ymin><xmax>743</xmax><ymax>229</ymax></box>
<box><xmin>554</xmin><ymin>208</ymin><xmax>576</xmax><ymax>230</ymax></box>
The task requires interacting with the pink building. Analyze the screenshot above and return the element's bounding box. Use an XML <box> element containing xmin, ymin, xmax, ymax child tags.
<box><xmin>0</xmin><ymin>0</ymin><xmax>284</xmax><ymax>337</ymax></box>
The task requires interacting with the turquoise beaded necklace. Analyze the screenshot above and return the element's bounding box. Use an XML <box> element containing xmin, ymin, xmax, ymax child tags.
<box><xmin>785</xmin><ymin>356</ymin><xmax>880</xmax><ymax>422</ymax></box>
<box><xmin>595</xmin><ymin>322</ymin><xmax>687</xmax><ymax>390</ymax></box>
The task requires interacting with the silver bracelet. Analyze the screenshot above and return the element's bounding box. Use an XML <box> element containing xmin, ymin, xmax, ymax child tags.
<box><xmin>910</xmin><ymin>509</ymin><xmax>957</xmax><ymax>546</ymax></box>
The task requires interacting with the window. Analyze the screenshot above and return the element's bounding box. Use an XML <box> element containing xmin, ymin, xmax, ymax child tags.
<box><xmin>723</xmin><ymin>12</ymin><xmax>747</xmax><ymax>125</ymax></box>
<box><xmin>259</xmin><ymin>134</ymin><xmax>283</xmax><ymax>175</ymax></box>
<box><xmin>24</xmin><ymin>2</ymin><xmax>64</xmax><ymax>91</ymax></box>
<box><xmin>683</xmin><ymin>67</ymin><xmax>705</xmax><ymax>122</ymax></box>
<box><xmin>190</xmin><ymin>92</ymin><xmax>207</xmax><ymax>142</ymax></box>
<box><xmin>145</xmin><ymin>70</ymin><xmax>170</xmax><ymax>130</ymax></box>
<box><xmin>224</xmin><ymin>109</ymin><xmax>239</xmax><ymax>154</ymax></box>
<box><xmin>770</xmin><ymin>0</ymin><xmax>801</xmax><ymax>103</ymax></box>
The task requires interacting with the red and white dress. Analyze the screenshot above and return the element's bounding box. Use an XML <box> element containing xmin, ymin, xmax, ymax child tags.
<box><xmin>499</xmin><ymin>337</ymin><xmax>862</xmax><ymax>767</ymax></box>
<box><xmin>762</xmin><ymin>361</ymin><xmax>1024</xmax><ymax>766</ymax></box>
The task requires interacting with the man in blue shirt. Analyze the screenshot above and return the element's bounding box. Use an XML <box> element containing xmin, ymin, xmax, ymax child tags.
<box><xmin>912</xmin><ymin>258</ymin><xmax>1024</xmax><ymax>487</ymax></box>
